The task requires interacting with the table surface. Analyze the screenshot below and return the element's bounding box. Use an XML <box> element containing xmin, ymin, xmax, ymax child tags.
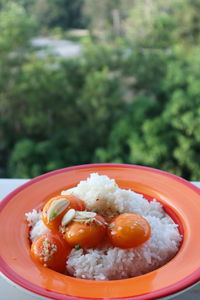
<box><xmin>0</xmin><ymin>179</ymin><xmax>199</xmax><ymax>300</ymax></box>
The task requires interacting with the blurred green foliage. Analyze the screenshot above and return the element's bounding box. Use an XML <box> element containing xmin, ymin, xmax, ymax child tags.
<box><xmin>0</xmin><ymin>0</ymin><xmax>200</xmax><ymax>180</ymax></box>
<box><xmin>25</xmin><ymin>0</ymin><xmax>87</xmax><ymax>30</ymax></box>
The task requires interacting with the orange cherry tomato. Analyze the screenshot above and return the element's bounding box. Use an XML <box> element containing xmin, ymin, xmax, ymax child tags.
<box><xmin>64</xmin><ymin>215</ymin><xmax>107</xmax><ymax>249</ymax></box>
<box><xmin>42</xmin><ymin>195</ymin><xmax>86</xmax><ymax>230</ymax></box>
<box><xmin>31</xmin><ymin>232</ymin><xmax>71</xmax><ymax>273</ymax></box>
<box><xmin>108</xmin><ymin>213</ymin><xmax>151</xmax><ymax>248</ymax></box>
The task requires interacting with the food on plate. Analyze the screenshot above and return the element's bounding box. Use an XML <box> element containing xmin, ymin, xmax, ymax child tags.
<box><xmin>42</xmin><ymin>195</ymin><xmax>85</xmax><ymax>230</ymax></box>
<box><xmin>30</xmin><ymin>232</ymin><xmax>71</xmax><ymax>272</ymax></box>
<box><xmin>26</xmin><ymin>173</ymin><xmax>182</xmax><ymax>280</ymax></box>
<box><xmin>64</xmin><ymin>211</ymin><xmax>107</xmax><ymax>248</ymax></box>
<box><xmin>108</xmin><ymin>213</ymin><xmax>151</xmax><ymax>248</ymax></box>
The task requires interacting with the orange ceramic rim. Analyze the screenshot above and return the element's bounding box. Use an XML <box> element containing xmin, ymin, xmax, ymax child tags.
<box><xmin>0</xmin><ymin>164</ymin><xmax>200</xmax><ymax>300</ymax></box>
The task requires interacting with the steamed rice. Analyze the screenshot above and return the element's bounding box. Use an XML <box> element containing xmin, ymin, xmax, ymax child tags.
<box><xmin>26</xmin><ymin>173</ymin><xmax>182</xmax><ymax>280</ymax></box>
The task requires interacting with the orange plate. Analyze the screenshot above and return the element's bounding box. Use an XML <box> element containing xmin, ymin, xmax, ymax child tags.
<box><xmin>0</xmin><ymin>164</ymin><xmax>200</xmax><ymax>300</ymax></box>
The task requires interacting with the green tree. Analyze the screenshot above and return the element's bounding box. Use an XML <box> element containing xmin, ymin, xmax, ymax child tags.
<box><xmin>0</xmin><ymin>1</ymin><xmax>37</xmax><ymax>177</ymax></box>
<box><xmin>125</xmin><ymin>0</ymin><xmax>200</xmax><ymax>47</ymax></box>
<box><xmin>26</xmin><ymin>0</ymin><xmax>87</xmax><ymax>30</ymax></box>
<box><xmin>0</xmin><ymin>5</ymin><xmax>125</xmax><ymax>179</ymax></box>
<box><xmin>84</xmin><ymin>0</ymin><xmax>134</xmax><ymax>40</ymax></box>
<box><xmin>1</xmin><ymin>0</ymin><xmax>200</xmax><ymax>181</ymax></box>
<box><xmin>94</xmin><ymin>0</ymin><xmax>200</xmax><ymax>180</ymax></box>
<box><xmin>7</xmin><ymin>57</ymin><xmax>124</xmax><ymax>177</ymax></box>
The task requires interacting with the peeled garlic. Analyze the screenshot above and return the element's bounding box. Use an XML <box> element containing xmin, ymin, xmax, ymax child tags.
<box><xmin>47</xmin><ymin>198</ymin><xmax>69</xmax><ymax>223</ymax></box>
<box><xmin>61</xmin><ymin>209</ymin><xmax>76</xmax><ymax>226</ymax></box>
<box><xmin>74</xmin><ymin>211</ymin><xmax>96</xmax><ymax>220</ymax></box>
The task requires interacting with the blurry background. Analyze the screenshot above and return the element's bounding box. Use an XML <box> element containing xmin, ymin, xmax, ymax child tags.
<box><xmin>0</xmin><ymin>0</ymin><xmax>199</xmax><ymax>180</ymax></box>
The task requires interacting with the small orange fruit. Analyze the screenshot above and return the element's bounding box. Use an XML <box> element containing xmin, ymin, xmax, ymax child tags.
<box><xmin>108</xmin><ymin>213</ymin><xmax>151</xmax><ymax>248</ymax></box>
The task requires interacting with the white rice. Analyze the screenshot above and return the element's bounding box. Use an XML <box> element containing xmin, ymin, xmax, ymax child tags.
<box><xmin>26</xmin><ymin>173</ymin><xmax>182</xmax><ymax>280</ymax></box>
<box><xmin>25</xmin><ymin>209</ymin><xmax>49</xmax><ymax>241</ymax></box>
